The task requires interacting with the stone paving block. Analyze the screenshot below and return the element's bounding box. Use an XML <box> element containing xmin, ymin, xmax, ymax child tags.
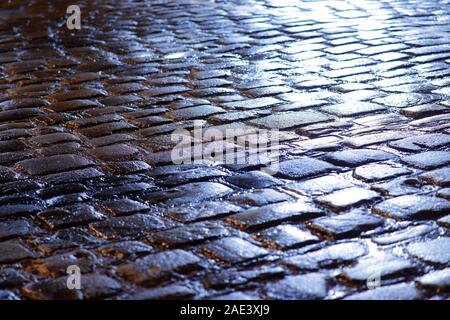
<box><xmin>49</xmin><ymin>88</ymin><xmax>107</xmax><ymax>102</ymax></box>
<box><xmin>2</xmin><ymin>0</ymin><xmax>450</xmax><ymax>300</ymax></box>
<box><xmin>389</xmin><ymin>133</ymin><xmax>450</xmax><ymax>152</ymax></box>
<box><xmin>97</xmin><ymin>199</ymin><xmax>150</xmax><ymax>217</ymax></box>
<box><xmin>0</xmin><ymin>268</ymin><xmax>27</xmax><ymax>289</ymax></box>
<box><xmin>0</xmin><ymin>140</ymin><xmax>26</xmax><ymax>154</ymax></box>
<box><xmin>286</xmin><ymin>175</ymin><xmax>355</xmax><ymax>196</ymax></box>
<box><xmin>168</xmin><ymin>105</ymin><xmax>226</xmax><ymax>120</ymax></box>
<box><xmin>344</xmin><ymin>283</ymin><xmax>422</xmax><ymax>300</ymax></box>
<box><xmin>274</xmin><ymin>157</ymin><xmax>337</xmax><ymax>179</ymax></box>
<box><xmin>118</xmin><ymin>249</ymin><xmax>203</xmax><ymax>286</ymax></box>
<box><xmin>108</xmin><ymin>160</ymin><xmax>151</xmax><ymax>174</ymax></box>
<box><xmin>78</xmin><ymin>122</ymin><xmax>137</xmax><ymax>138</ymax></box>
<box><xmin>0</xmin><ymin>128</ymin><xmax>31</xmax><ymax>141</ymax></box>
<box><xmin>150</xmin><ymin>221</ymin><xmax>230</xmax><ymax>248</ymax></box>
<box><xmin>324</xmin><ymin>149</ymin><xmax>397</xmax><ymax>167</ymax></box>
<box><xmin>28</xmin><ymin>250</ymin><xmax>97</xmax><ymax>277</ymax></box>
<box><xmin>165</xmin><ymin>201</ymin><xmax>241</xmax><ymax>223</ymax></box>
<box><xmin>0</xmin><ymin>204</ymin><xmax>42</xmax><ymax>218</ymax></box>
<box><xmin>372</xmin><ymin>176</ymin><xmax>421</xmax><ymax>197</ymax></box>
<box><xmin>248</xmin><ymin>111</ymin><xmax>330</xmax><ymax>130</ymax></box>
<box><xmin>42</xmin><ymin>167</ymin><xmax>105</xmax><ymax>184</ymax></box>
<box><xmin>224</xmin><ymin>97</ymin><xmax>282</xmax><ymax>110</ymax></box>
<box><xmin>131</xmin><ymin>116</ymin><xmax>172</xmax><ymax>128</ymax></box>
<box><xmin>373</xmin><ymin>93</ymin><xmax>440</xmax><ymax>108</ymax></box>
<box><xmin>208</xmin><ymin>110</ymin><xmax>271</xmax><ymax>124</ymax></box>
<box><xmin>400</xmin><ymin>104</ymin><xmax>449</xmax><ymax>118</ymax></box>
<box><xmin>315</xmin><ymin>187</ymin><xmax>380</xmax><ymax>212</ymax></box>
<box><xmin>31</xmin><ymin>228</ymin><xmax>104</xmax><ymax>255</ymax></box>
<box><xmin>282</xmin><ymin>242</ymin><xmax>367</xmax><ymax>271</ymax></box>
<box><xmin>75</xmin><ymin>274</ymin><xmax>122</xmax><ymax>299</ymax></box>
<box><xmin>204</xmin><ymin>266</ymin><xmax>285</xmax><ymax>289</ymax></box>
<box><xmin>127</xmin><ymin>284</ymin><xmax>196</xmax><ymax>300</ymax></box>
<box><xmin>67</xmin><ymin>114</ymin><xmax>125</xmax><ymax>129</ymax></box>
<box><xmin>265</xmin><ymin>273</ymin><xmax>328</xmax><ymax>300</ymax></box>
<box><xmin>97</xmin><ymin>241</ymin><xmax>153</xmax><ymax>259</ymax></box>
<box><xmin>406</xmin><ymin>237</ymin><xmax>450</xmax><ymax>265</ymax></box>
<box><xmin>401</xmin><ymin>151</ymin><xmax>450</xmax><ymax>169</ymax></box>
<box><xmin>345</xmin><ymin>130</ymin><xmax>413</xmax><ymax>148</ymax></box>
<box><xmin>437</xmin><ymin>187</ymin><xmax>450</xmax><ymax>199</ymax></box>
<box><xmin>372</xmin><ymin>224</ymin><xmax>436</xmax><ymax>245</ymax></box>
<box><xmin>419</xmin><ymin>167</ymin><xmax>450</xmax><ymax>187</ymax></box>
<box><xmin>0</xmin><ymin>108</ymin><xmax>45</xmax><ymax>122</ymax></box>
<box><xmin>0</xmin><ymin>290</ymin><xmax>19</xmax><ymax>300</ymax></box>
<box><xmin>94</xmin><ymin>181</ymin><xmax>156</xmax><ymax>198</ymax></box>
<box><xmin>0</xmin><ymin>241</ymin><xmax>34</xmax><ymax>264</ymax></box>
<box><xmin>201</xmin><ymin>237</ymin><xmax>269</xmax><ymax>264</ymax></box>
<box><xmin>30</xmin><ymin>133</ymin><xmax>81</xmax><ymax>147</ymax></box>
<box><xmin>228</xmin><ymin>189</ymin><xmax>293</xmax><ymax>207</ymax></box>
<box><xmin>307</xmin><ymin>210</ymin><xmax>383</xmax><ymax>240</ymax></box>
<box><xmin>22</xmin><ymin>277</ymin><xmax>83</xmax><ymax>300</ymax></box>
<box><xmin>23</xmin><ymin>274</ymin><xmax>121</xmax><ymax>300</ymax></box>
<box><xmin>416</xmin><ymin>268</ymin><xmax>450</xmax><ymax>292</ymax></box>
<box><xmin>89</xmin><ymin>214</ymin><xmax>172</xmax><ymax>240</ymax></box>
<box><xmin>0</xmin><ymin>220</ymin><xmax>32</xmax><ymax>241</ymax></box>
<box><xmin>226</xmin><ymin>171</ymin><xmax>282</xmax><ymax>189</ymax></box>
<box><xmin>16</xmin><ymin>154</ymin><xmax>95</xmax><ymax>176</ymax></box>
<box><xmin>38</xmin><ymin>142</ymin><xmax>82</xmax><ymax>157</ymax></box>
<box><xmin>88</xmin><ymin>144</ymin><xmax>141</xmax><ymax>162</ymax></box>
<box><xmin>140</xmin><ymin>85</ymin><xmax>189</xmax><ymax>97</ymax></box>
<box><xmin>373</xmin><ymin>195</ymin><xmax>450</xmax><ymax>220</ymax></box>
<box><xmin>320</xmin><ymin>102</ymin><xmax>386</xmax><ymax>117</ymax></box>
<box><xmin>338</xmin><ymin>254</ymin><xmax>417</xmax><ymax>285</ymax></box>
<box><xmin>255</xmin><ymin>225</ymin><xmax>320</xmax><ymax>249</ymax></box>
<box><xmin>209</xmin><ymin>291</ymin><xmax>260</xmax><ymax>300</ymax></box>
<box><xmin>143</xmin><ymin>182</ymin><xmax>233</xmax><ymax>205</ymax></box>
<box><xmin>226</xmin><ymin>200</ymin><xmax>323</xmax><ymax>231</ymax></box>
<box><xmin>353</xmin><ymin>163</ymin><xmax>412</xmax><ymax>182</ymax></box>
<box><xmin>37</xmin><ymin>204</ymin><xmax>105</xmax><ymax>230</ymax></box>
<box><xmin>156</xmin><ymin>167</ymin><xmax>228</xmax><ymax>187</ymax></box>
<box><xmin>89</xmin><ymin>133</ymin><xmax>136</xmax><ymax>147</ymax></box>
<box><xmin>438</xmin><ymin>214</ymin><xmax>450</xmax><ymax>227</ymax></box>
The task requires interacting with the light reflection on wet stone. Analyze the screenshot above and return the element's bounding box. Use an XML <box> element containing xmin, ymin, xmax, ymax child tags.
<box><xmin>0</xmin><ymin>0</ymin><xmax>449</xmax><ymax>300</ymax></box>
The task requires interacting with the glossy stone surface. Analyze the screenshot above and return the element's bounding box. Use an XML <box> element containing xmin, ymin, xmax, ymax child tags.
<box><xmin>0</xmin><ymin>0</ymin><xmax>450</xmax><ymax>301</ymax></box>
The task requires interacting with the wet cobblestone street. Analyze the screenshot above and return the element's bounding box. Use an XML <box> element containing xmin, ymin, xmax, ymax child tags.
<box><xmin>0</xmin><ymin>0</ymin><xmax>449</xmax><ymax>300</ymax></box>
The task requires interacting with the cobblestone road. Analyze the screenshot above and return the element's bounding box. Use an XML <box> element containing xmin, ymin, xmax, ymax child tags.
<box><xmin>0</xmin><ymin>0</ymin><xmax>449</xmax><ymax>300</ymax></box>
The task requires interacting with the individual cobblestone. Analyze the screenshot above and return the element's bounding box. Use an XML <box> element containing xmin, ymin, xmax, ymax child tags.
<box><xmin>200</xmin><ymin>237</ymin><xmax>269</xmax><ymax>264</ymax></box>
<box><xmin>325</xmin><ymin>149</ymin><xmax>397</xmax><ymax>167</ymax></box>
<box><xmin>0</xmin><ymin>241</ymin><xmax>35</xmax><ymax>264</ymax></box>
<box><xmin>255</xmin><ymin>225</ymin><xmax>319</xmax><ymax>250</ymax></box>
<box><xmin>406</xmin><ymin>237</ymin><xmax>450</xmax><ymax>265</ymax></box>
<box><xmin>344</xmin><ymin>283</ymin><xmax>422</xmax><ymax>300</ymax></box>
<box><xmin>307</xmin><ymin>210</ymin><xmax>384</xmax><ymax>240</ymax></box>
<box><xmin>416</xmin><ymin>268</ymin><xmax>450</xmax><ymax>292</ymax></box>
<box><xmin>282</xmin><ymin>242</ymin><xmax>367</xmax><ymax>271</ymax></box>
<box><xmin>372</xmin><ymin>224</ymin><xmax>437</xmax><ymax>245</ymax></box>
<box><xmin>337</xmin><ymin>254</ymin><xmax>417</xmax><ymax>285</ymax></box>
<box><xmin>118</xmin><ymin>249</ymin><xmax>203</xmax><ymax>286</ymax></box>
<box><xmin>373</xmin><ymin>195</ymin><xmax>450</xmax><ymax>220</ymax></box>
<box><xmin>315</xmin><ymin>187</ymin><xmax>380</xmax><ymax>212</ymax></box>
<box><xmin>1</xmin><ymin>0</ymin><xmax>450</xmax><ymax>300</ymax></box>
<box><xmin>225</xmin><ymin>200</ymin><xmax>323</xmax><ymax>231</ymax></box>
<box><xmin>265</xmin><ymin>273</ymin><xmax>328</xmax><ymax>300</ymax></box>
<box><xmin>274</xmin><ymin>158</ymin><xmax>337</xmax><ymax>179</ymax></box>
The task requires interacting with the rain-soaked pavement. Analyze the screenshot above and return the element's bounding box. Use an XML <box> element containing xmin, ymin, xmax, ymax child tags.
<box><xmin>0</xmin><ymin>0</ymin><xmax>449</xmax><ymax>300</ymax></box>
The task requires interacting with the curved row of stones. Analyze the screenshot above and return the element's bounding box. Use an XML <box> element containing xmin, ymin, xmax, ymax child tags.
<box><xmin>0</xmin><ymin>0</ymin><xmax>449</xmax><ymax>300</ymax></box>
